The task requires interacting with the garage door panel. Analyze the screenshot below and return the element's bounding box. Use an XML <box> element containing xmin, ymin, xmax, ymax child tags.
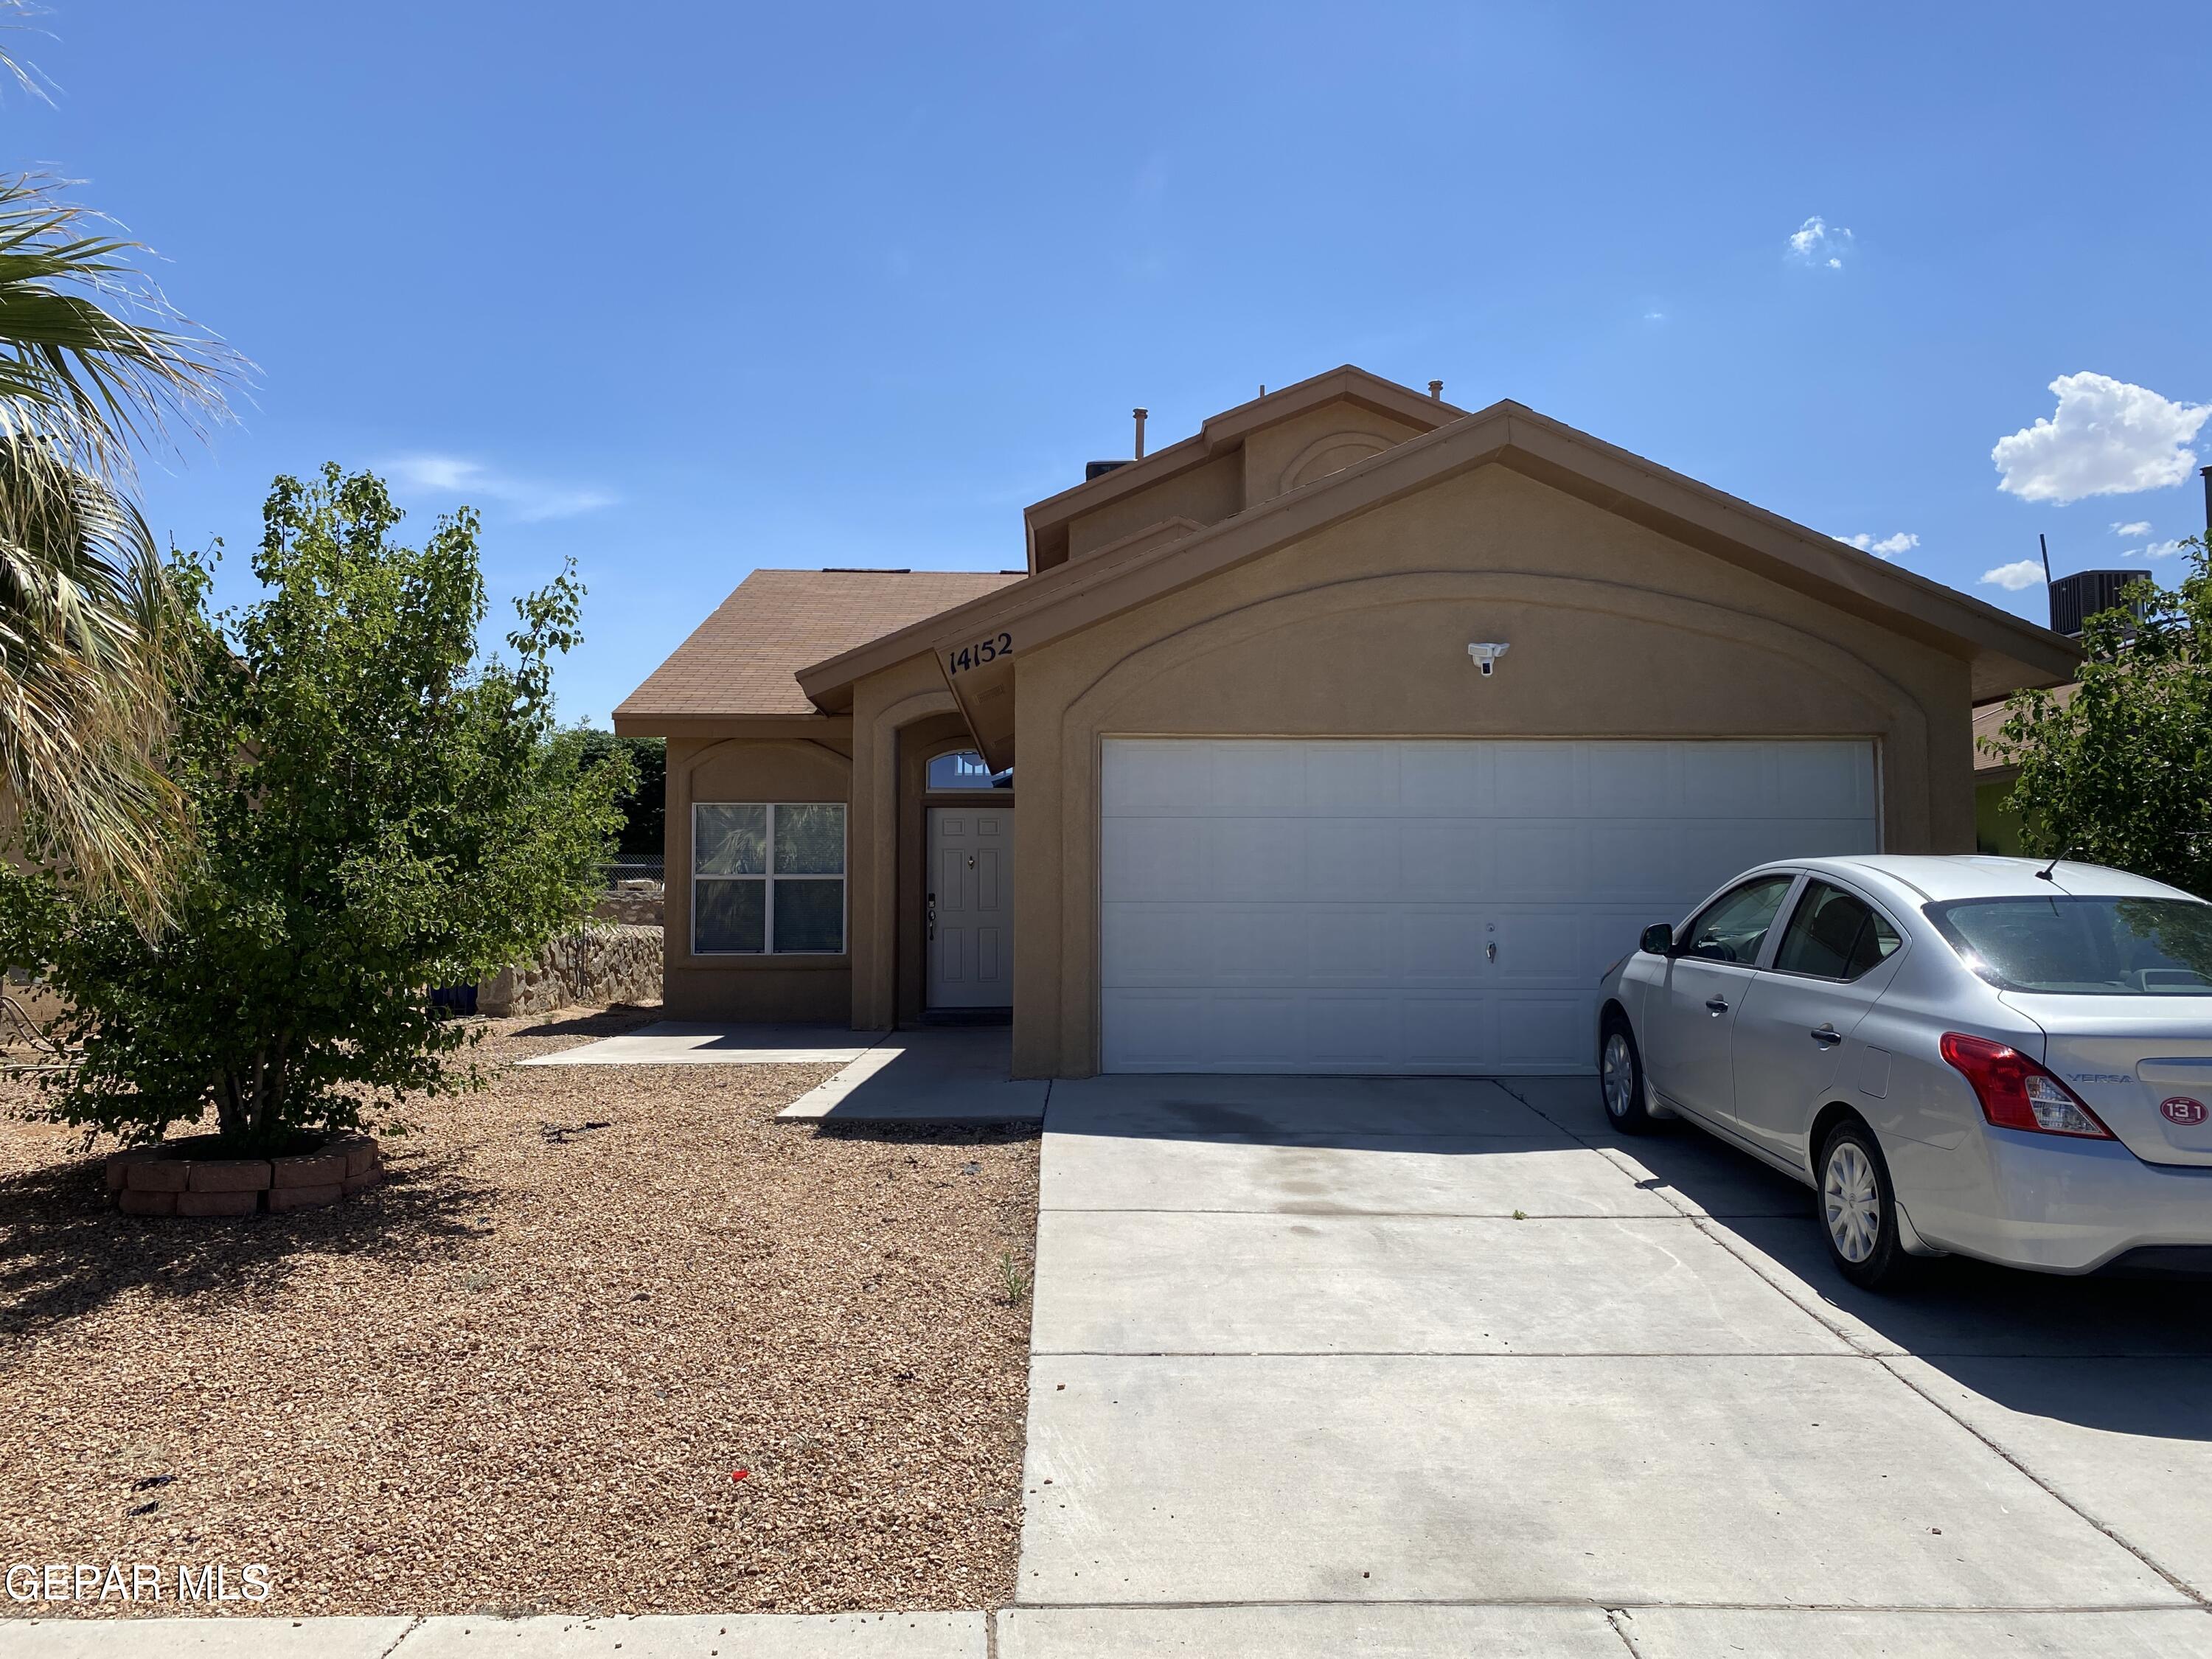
<box><xmin>1104</xmin><ymin>818</ymin><xmax>1206</xmax><ymax>900</ymax></box>
<box><xmin>1308</xmin><ymin>818</ymin><xmax>1399</xmax><ymax>898</ymax></box>
<box><xmin>1397</xmin><ymin>742</ymin><xmax>1489</xmax><ymax>814</ymax></box>
<box><xmin>1489</xmin><ymin>911</ymin><xmax>1589</xmax><ymax>984</ymax></box>
<box><xmin>1102</xmin><ymin>740</ymin><xmax>1214</xmax><ymax>815</ymax></box>
<box><xmin>1209</xmin><ymin>907</ymin><xmax>1310</xmax><ymax>983</ymax></box>
<box><xmin>1211</xmin><ymin>741</ymin><xmax>1307</xmax><ymax>813</ymax></box>
<box><xmin>1488</xmin><ymin>821</ymin><xmax>1591</xmax><ymax>900</ymax></box>
<box><xmin>1495</xmin><ymin>996</ymin><xmax>1587</xmax><ymax>1068</ymax></box>
<box><xmin>1581</xmin><ymin>742</ymin><xmax>1678</xmax><ymax>815</ymax></box>
<box><xmin>1099</xmin><ymin>738</ymin><xmax>1878</xmax><ymax>1075</ymax></box>
<box><xmin>1210</xmin><ymin>994</ymin><xmax>1308</xmax><ymax>1067</ymax></box>
<box><xmin>1308</xmin><ymin>906</ymin><xmax>1395</xmax><ymax>983</ymax></box>
<box><xmin>1401</xmin><ymin>820</ymin><xmax>1486</xmax><ymax>894</ymax></box>
<box><xmin>1399</xmin><ymin>907</ymin><xmax>1488</xmax><ymax>983</ymax></box>
<box><xmin>1400</xmin><ymin>996</ymin><xmax>1496</xmax><ymax>1069</ymax></box>
<box><xmin>1306</xmin><ymin>741</ymin><xmax>1397</xmax><ymax>809</ymax></box>
<box><xmin>1489</xmin><ymin>743</ymin><xmax>1582</xmax><ymax>815</ymax></box>
<box><xmin>1206</xmin><ymin>818</ymin><xmax>1309</xmax><ymax>899</ymax></box>
<box><xmin>1304</xmin><ymin>994</ymin><xmax>1401</xmax><ymax>1069</ymax></box>
<box><xmin>1102</xmin><ymin>990</ymin><xmax>1207</xmax><ymax>1068</ymax></box>
<box><xmin>1775</xmin><ymin>742</ymin><xmax>1877</xmax><ymax>816</ymax></box>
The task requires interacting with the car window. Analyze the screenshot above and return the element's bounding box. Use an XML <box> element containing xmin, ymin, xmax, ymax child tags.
<box><xmin>1773</xmin><ymin>880</ymin><xmax>1902</xmax><ymax>981</ymax></box>
<box><xmin>1927</xmin><ymin>895</ymin><xmax>2212</xmax><ymax>995</ymax></box>
<box><xmin>1682</xmin><ymin>875</ymin><xmax>1797</xmax><ymax>965</ymax></box>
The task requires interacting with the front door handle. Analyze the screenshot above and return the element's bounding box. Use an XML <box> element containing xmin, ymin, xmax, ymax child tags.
<box><xmin>1704</xmin><ymin>996</ymin><xmax>1729</xmax><ymax>1015</ymax></box>
<box><xmin>926</xmin><ymin>894</ymin><xmax>937</xmax><ymax>942</ymax></box>
<box><xmin>1809</xmin><ymin>1023</ymin><xmax>1842</xmax><ymax>1044</ymax></box>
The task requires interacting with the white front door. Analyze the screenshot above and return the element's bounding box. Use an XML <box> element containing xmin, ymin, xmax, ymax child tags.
<box><xmin>1097</xmin><ymin>737</ymin><xmax>1879</xmax><ymax>1074</ymax></box>
<box><xmin>928</xmin><ymin>807</ymin><xmax>1015</xmax><ymax>1009</ymax></box>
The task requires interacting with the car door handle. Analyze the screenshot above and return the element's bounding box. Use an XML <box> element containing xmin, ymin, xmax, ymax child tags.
<box><xmin>1809</xmin><ymin>1023</ymin><xmax>1842</xmax><ymax>1044</ymax></box>
<box><xmin>1704</xmin><ymin>997</ymin><xmax>1729</xmax><ymax>1015</ymax></box>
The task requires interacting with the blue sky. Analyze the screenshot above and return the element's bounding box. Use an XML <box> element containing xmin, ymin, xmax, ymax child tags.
<box><xmin>18</xmin><ymin>1</ymin><xmax>2211</xmax><ymax>723</ymax></box>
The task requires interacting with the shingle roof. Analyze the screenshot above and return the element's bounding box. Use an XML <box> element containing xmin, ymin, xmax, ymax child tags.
<box><xmin>616</xmin><ymin>568</ymin><xmax>1024</xmax><ymax>719</ymax></box>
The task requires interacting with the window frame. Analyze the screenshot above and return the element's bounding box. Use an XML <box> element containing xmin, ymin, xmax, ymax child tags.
<box><xmin>925</xmin><ymin>748</ymin><xmax>1013</xmax><ymax>792</ymax></box>
<box><xmin>690</xmin><ymin>801</ymin><xmax>848</xmax><ymax>956</ymax></box>
<box><xmin>1768</xmin><ymin>877</ymin><xmax>1905</xmax><ymax>984</ymax></box>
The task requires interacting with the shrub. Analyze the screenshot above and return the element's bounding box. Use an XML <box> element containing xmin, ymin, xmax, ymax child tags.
<box><xmin>0</xmin><ymin>465</ymin><xmax>631</xmax><ymax>1151</ymax></box>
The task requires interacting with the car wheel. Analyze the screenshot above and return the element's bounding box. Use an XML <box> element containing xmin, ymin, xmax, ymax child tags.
<box><xmin>1819</xmin><ymin>1119</ymin><xmax>1913</xmax><ymax>1291</ymax></box>
<box><xmin>1599</xmin><ymin>1018</ymin><xmax>1655</xmax><ymax>1135</ymax></box>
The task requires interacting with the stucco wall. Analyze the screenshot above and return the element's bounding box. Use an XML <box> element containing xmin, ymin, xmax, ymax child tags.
<box><xmin>1067</xmin><ymin>453</ymin><xmax>1242</xmax><ymax>562</ymax></box>
<box><xmin>662</xmin><ymin>718</ymin><xmax>855</xmax><ymax>1022</ymax></box>
<box><xmin>1009</xmin><ymin>462</ymin><xmax>1977</xmax><ymax>1079</ymax></box>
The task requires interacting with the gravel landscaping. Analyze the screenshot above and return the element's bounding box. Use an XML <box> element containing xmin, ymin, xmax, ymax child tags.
<box><xmin>0</xmin><ymin>1007</ymin><xmax>1040</xmax><ymax>1618</ymax></box>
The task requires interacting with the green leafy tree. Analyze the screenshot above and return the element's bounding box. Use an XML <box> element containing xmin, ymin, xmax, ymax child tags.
<box><xmin>563</xmin><ymin>727</ymin><xmax>665</xmax><ymax>857</ymax></box>
<box><xmin>0</xmin><ymin>466</ymin><xmax>630</xmax><ymax>1151</ymax></box>
<box><xmin>1992</xmin><ymin>535</ymin><xmax>2212</xmax><ymax>895</ymax></box>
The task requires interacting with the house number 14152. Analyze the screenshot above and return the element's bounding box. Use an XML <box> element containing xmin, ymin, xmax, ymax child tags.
<box><xmin>948</xmin><ymin>633</ymin><xmax>1012</xmax><ymax>675</ymax></box>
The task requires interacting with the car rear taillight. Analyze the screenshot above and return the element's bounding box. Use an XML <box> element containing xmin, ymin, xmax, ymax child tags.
<box><xmin>1939</xmin><ymin>1032</ymin><xmax>2114</xmax><ymax>1139</ymax></box>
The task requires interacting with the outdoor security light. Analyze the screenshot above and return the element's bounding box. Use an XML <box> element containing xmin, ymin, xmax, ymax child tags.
<box><xmin>1467</xmin><ymin>642</ymin><xmax>1510</xmax><ymax>676</ymax></box>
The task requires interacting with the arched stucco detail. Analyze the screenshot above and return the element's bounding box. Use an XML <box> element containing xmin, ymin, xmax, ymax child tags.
<box><xmin>1279</xmin><ymin>429</ymin><xmax>1393</xmax><ymax>495</ymax></box>
<box><xmin>683</xmin><ymin>734</ymin><xmax>851</xmax><ymax>800</ymax></box>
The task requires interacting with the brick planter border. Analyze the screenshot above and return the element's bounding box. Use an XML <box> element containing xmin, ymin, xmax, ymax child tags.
<box><xmin>105</xmin><ymin>1134</ymin><xmax>383</xmax><ymax>1217</ymax></box>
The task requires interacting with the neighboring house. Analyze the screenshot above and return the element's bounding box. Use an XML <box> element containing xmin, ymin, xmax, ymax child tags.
<box><xmin>616</xmin><ymin>366</ymin><xmax>2075</xmax><ymax>1078</ymax></box>
<box><xmin>1972</xmin><ymin>696</ymin><xmax>2028</xmax><ymax>856</ymax></box>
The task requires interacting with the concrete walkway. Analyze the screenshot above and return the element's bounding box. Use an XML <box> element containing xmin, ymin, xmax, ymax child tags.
<box><xmin>518</xmin><ymin>1022</ymin><xmax>887</xmax><ymax>1067</ymax></box>
<box><xmin>521</xmin><ymin>1021</ymin><xmax>1047</xmax><ymax>1125</ymax></box>
<box><xmin>778</xmin><ymin>1027</ymin><xmax>1048</xmax><ymax>1124</ymax></box>
<box><xmin>1009</xmin><ymin>1072</ymin><xmax>2212</xmax><ymax>1655</ymax></box>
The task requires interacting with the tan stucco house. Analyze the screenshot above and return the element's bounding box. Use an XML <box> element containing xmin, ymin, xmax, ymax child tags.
<box><xmin>616</xmin><ymin>366</ymin><xmax>2075</xmax><ymax>1079</ymax></box>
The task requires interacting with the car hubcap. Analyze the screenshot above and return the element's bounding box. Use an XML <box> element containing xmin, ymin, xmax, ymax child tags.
<box><xmin>1824</xmin><ymin>1141</ymin><xmax>1881</xmax><ymax>1263</ymax></box>
<box><xmin>1601</xmin><ymin>1032</ymin><xmax>1635</xmax><ymax>1119</ymax></box>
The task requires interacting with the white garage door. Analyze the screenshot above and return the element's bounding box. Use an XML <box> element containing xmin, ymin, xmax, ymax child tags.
<box><xmin>1099</xmin><ymin>738</ymin><xmax>1879</xmax><ymax>1074</ymax></box>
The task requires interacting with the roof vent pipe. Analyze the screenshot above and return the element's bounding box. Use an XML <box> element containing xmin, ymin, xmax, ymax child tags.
<box><xmin>1133</xmin><ymin>408</ymin><xmax>1148</xmax><ymax>459</ymax></box>
<box><xmin>1429</xmin><ymin>380</ymin><xmax>1444</xmax><ymax>400</ymax></box>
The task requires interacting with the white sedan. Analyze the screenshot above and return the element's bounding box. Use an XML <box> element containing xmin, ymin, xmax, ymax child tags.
<box><xmin>1596</xmin><ymin>855</ymin><xmax>2212</xmax><ymax>1288</ymax></box>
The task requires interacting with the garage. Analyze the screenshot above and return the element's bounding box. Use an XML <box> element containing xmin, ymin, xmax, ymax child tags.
<box><xmin>1099</xmin><ymin>737</ymin><xmax>1879</xmax><ymax>1074</ymax></box>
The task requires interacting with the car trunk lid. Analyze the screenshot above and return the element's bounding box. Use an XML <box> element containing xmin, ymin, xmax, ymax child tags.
<box><xmin>2001</xmin><ymin>993</ymin><xmax>2212</xmax><ymax>1166</ymax></box>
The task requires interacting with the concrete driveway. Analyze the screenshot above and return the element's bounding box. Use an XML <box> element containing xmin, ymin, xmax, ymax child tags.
<box><xmin>1003</xmin><ymin>1075</ymin><xmax>2212</xmax><ymax>1657</ymax></box>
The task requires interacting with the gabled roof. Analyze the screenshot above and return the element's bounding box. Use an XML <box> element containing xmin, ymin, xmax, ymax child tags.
<box><xmin>799</xmin><ymin>396</ymin><xmax>2079</xmax><ymax>748</ymax></box>
<box><xmin>1023</xmin><ymin>365</ymin><xmax>1464</xmax><ymax>571</ymax></box>
<box><xmin>615</xmin><ymin>568</ymin><xmax>1022</xmax><ymax>724</ymax></box>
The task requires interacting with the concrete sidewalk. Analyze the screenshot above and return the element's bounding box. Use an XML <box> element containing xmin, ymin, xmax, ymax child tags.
<box><xmin>1011</xmin><ymin>1071</ymin><xmax>2212</xmax><ymax>1655</ymax></box>
<box><xmin>3</xmin><ymin>1612</ymin><xmax>985</xmax><ymax>1657</ymax></box>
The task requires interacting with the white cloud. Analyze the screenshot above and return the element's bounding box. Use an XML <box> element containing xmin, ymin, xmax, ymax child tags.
<box><xmin>1980</xmin><ymin>559</ymin><xmax>2047</xmax><ymax>591</ymax></box>
<box><xmin>1834</xmin><ymin>530</ymin><xmax>1919</xmax><ymax>560</ymax></box>
<box><xmin>385</xmin><ymin>454</ymin><xmax>616</xmax><ymax>523</ymax></box>
<box><xmin>2122</xmin><ymin>538</ymin><xmax>2187</xmax><ymax>560</ymax></box>
<box><xmin>1991</xmin><ymin>372</ymin><xmax>2210</xmax><ymax>504</ymax></box>
<box><xmin>2112</xmin><ymin>520</ymin><xmax>2152</xmax><ymax>537</ymax></box>
<box><xmin>1788</xmin><ymin>215</ymin><xmax>1852</xmax><ymax>269</ymax></box>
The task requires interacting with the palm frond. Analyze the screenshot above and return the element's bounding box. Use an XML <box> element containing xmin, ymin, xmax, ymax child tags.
<box><xmin>0</xmin><ymin>439</ymin><xmax>189</xmax><ymax>915</ymax></box>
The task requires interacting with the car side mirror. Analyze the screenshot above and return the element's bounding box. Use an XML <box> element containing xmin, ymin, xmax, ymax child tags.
<box><xmin>1640</xmin><ymin>922</ymin><xmax>1675</xmax><ymax>956</ymax></box>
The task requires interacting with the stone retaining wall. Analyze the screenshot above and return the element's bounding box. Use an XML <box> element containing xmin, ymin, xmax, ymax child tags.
<box><xmin>591</xmin><ymin>880</ymin><xmax>666</xmax><ymax>926</ymax></box>
<box><xmin>107</xmin><ymin>1134</ymin><xmax>383</xmax><ymax>1217</ymax></box>
<box><xmin>478</xmin><ymin>922</ymin><xmax>663</xmax><ymax>1017</ymax></box>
